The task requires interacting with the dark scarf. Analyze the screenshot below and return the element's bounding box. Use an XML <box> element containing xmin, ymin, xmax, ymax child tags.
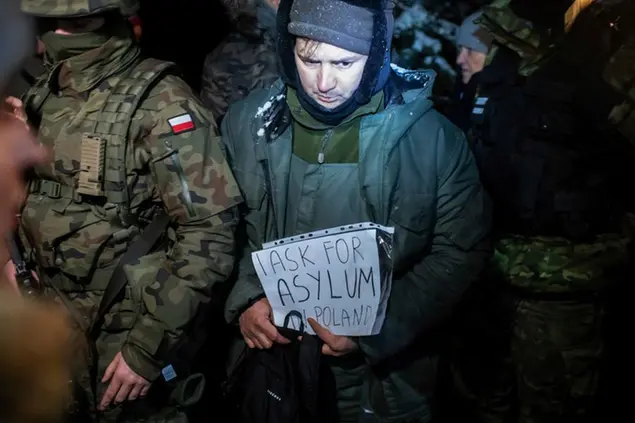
<box><xmin>41</xmin><ymin>18</ymin><xmax>140</xmax><ymax>93</ymax></box>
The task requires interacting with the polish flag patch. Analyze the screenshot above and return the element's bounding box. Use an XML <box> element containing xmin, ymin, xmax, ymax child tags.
<box><xmin>168</xmin><ymin>114</ymin><xmax>195</xmax><ymax>134</ymax></box>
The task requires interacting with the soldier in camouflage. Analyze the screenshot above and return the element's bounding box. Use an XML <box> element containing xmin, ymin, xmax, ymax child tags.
<box><xmin>4</xmin><ymin>1</ymin><xmax>243</xmax><ymax>422</ymax></box>
<box><xmin>441</xmin><ymin>1</ymin><xmax>635</xmax><ymax>422</ymax></box>
<box><xmin>200</xmin><ymin>0</ymin><xmax>280</xmax><ymax>125</ymax></box>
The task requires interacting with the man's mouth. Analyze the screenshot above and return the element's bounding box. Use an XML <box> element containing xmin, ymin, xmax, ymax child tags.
<box><xmin>317</xmin><ymin>95</ymin><xmax>337</xmax><ymax>104</ymax></box>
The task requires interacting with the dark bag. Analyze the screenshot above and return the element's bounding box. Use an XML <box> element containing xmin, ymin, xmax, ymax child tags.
<box><xmin>224</xmin><ymin>312</ymin><xmax>337</xmax><ymax>423</ymax></box>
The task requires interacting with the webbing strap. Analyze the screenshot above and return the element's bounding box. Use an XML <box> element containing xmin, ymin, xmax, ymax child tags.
<box><xmin>88</xmin><ymin>210</ymin><xmax>171</xmax><ymax>339</ymax></box>
<box><xmin>21</xmin><ymin>73</ymin><xmax>51</xmax><ymax>129</ymax></box>
<box><xmin>29</xmin><ymin>179</ymin><xmax>76</xmax><ymax>200</ymax></box>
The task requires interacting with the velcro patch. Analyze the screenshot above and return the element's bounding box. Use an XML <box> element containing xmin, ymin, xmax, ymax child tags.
<box><xmin>168</xmin><ymin>114</ymin><xmax>195</xmax><ymax>134</ymax></box>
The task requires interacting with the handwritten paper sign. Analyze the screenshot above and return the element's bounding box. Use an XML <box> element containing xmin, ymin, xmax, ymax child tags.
<box><xmin>252</xmin><ymin>223</ymin><xmax>394</xmax><ymax>336</ymax></box>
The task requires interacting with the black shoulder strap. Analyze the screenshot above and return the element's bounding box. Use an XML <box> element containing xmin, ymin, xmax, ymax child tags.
<box><xmin>22</xmin><ymin>73</ymin><xmax>51</xmax><ymax>129</ymax></box>
<box><xmin>89</xmin><ymin>211</ymin><xmax>171</xmax><ymax>338</ymax></box>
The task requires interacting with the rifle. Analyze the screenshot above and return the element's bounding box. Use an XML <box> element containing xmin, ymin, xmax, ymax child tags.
<box><xmin>5</xmin><ymin>234</ymin><xmax>38</xmax><ymax>296</ymax></box>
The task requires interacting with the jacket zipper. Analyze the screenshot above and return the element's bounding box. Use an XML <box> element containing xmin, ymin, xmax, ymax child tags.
<box><xmin>317</xmin><ymin>130</ymin><xmax>333</xmax><ymax>164</ymax></box>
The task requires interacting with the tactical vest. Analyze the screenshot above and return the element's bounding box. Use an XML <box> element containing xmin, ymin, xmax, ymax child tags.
<box><xmin>470</xmin><ymin>49</ymin><xmax>630</xmax><ymax>242</ymax></box>
<box><xmin>20</xmin><ymin>59</ymin><xmax>209</xmax><ymax>416</ymax></box>
<box><xmin>22</xmin><ymin>58</ymin><xmax>176</xmax><ymax>277</ymax></box>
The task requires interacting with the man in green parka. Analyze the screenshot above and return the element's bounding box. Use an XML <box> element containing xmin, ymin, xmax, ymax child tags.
<box><xmin>221</xmin><ymin>0</ymin><xmax>492</xmax><ymax>421</ymax></box>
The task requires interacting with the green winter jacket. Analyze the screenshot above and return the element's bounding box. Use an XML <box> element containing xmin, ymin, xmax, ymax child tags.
<box><xmin>222</xmin><ymin>68</ymin><xmax>492</xmax><ymax>422</ymax></box>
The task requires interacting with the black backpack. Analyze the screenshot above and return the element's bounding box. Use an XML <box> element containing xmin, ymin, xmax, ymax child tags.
<box><xmin>223</xmin><ymin>313</ymin><xmax>338</xmax><ymax>423</ymax></box>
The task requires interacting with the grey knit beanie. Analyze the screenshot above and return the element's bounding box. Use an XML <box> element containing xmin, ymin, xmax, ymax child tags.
<box><xmin>456</xmin><ymin>11</ymin><xmax>493</xmax><ymax>54</ymax></box>
<box><xmin>288</xmin><ymin>0</ymin><xmax>394</xmax><ymax>56</ymax></box>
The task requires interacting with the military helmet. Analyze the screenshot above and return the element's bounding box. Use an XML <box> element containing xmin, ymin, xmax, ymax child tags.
<box><xmin>21</xmin><ymin>0</ymin><xmax>139</xmax><ymax>18</ymax></box>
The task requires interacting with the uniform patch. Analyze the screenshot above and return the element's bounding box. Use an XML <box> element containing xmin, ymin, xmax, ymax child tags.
<box><xmin>168</xmin><ymin>114</ymin><xmax>195</xmax><ymax>134</ymax></box>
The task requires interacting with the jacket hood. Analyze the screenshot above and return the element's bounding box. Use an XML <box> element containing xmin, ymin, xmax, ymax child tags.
<box><xmin>225</xmin><ymin>0</ymin><xmax>277</xmax><ymax>40</ymax></box>
<box><xmin>386</xmin><ymin>64</ymin><xmax>436</xmax><ymax>105</ymax></box>
<box><xmin>277</xmin><ymin>0</ymin><xmax>394</xmax><ymax>126</ymax></box>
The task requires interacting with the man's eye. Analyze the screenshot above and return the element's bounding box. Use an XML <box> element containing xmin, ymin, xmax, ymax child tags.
<box><xmin>335</xmin><ymin>62</ymin><xmax>352</xmax><ymax>68</ymax></box>
<box><xmin>303</xmin><ymin>59</ymin><xmax>319</xmax><ymax>65</ymax></box>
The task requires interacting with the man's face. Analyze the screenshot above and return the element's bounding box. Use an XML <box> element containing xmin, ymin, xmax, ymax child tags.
<box><xmin>294</xmin><ymin>38</ymin><xmax>368</xmax><ymax>110</ymax></box>
<box><xmin>265</xmin><ymin>0</ymin><xmax>280</xmax><ymax>10</ymax></box>
<box><xmin>456</xmin><ymin>46</ymin><xmax>486</xmax><ymax>84</ymax></box>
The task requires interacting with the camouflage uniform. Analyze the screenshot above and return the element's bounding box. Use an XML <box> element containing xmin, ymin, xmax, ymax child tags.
<box><xmin>200</xmin><ymin>0</ymin><xmax>279</xmax><ymax>125</ymax></box>
<box><xmin>441</xmin><ymin>1</ymin><xmax>635</xmax><ymax>422</ymax></box>
<box><xmin>18</xmin><ymin>1</ymin><xmax>242</xmax><ymax>422</ymax></box>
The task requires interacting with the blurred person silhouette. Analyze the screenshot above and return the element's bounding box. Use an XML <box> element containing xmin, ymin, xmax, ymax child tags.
<box><xmin>0</xmin><ymin>6</ymin><xmax>73</xmax><ymax>423</ymax></box>
<box><xmin>0</xmin><ymin>294</ymin><xmax>73</xmax><ymax>423</ymax></box>
<box><xmin>0</xmin><ymin>0</ymin><xmax>48</xmax><ymax>266</ymax></box>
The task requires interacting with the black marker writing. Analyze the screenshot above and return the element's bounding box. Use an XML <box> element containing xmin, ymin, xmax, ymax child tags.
<box><xmin>327</xmin><ymin>269</ymin><xmax>342</xmax><ymax>299</ymax></box>
<box><xmin>307</xmin><ymin>271</ymin><xmax>321</xmax><ymax>301</ymax></box>
<box><xmin>277</xmin><ymin>278</ymin><xmax>294</xmax><ymax>306</ymax></box>
<box><xmin>292</xmin><ymin>275</ymin><xmax>310</xmax><ymax>303</ymax></box>
<box><xmin>270</xmin><ymin>250</ymin><xmax>286</xmax><ymax>274</ymax></box>
<box><xmin>359</xmin><ymin>267</ymin><xmax>375</xmax><ymax>298</ymax></box>
<box><xmin>255</xmin><ymin>253</ymin><xmax>268</xmax><ymax>276</ymax></box>
<box><xmin>299</xmin><ymin>244</ymin><xmax>315</xmax><ymax>267</ymax></box>
<box><xmin>352</xmin><ymin>236</ymin><xmax>364</xmax><ymax>262</ymax></box>
<box><xmin>284</xmin><ymin>248</ymin><xmax>299</xmax><ymax>272</ymax></box>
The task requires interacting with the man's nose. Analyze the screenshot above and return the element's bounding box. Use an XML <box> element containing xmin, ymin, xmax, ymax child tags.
<box><xmin>317</xmin><ymin>66</ymin><xmax>336</xmax><ymax>93</ymax></box>
<box><xmin>456</xmin><ymin>48</ymin><xmax>467</xmax><ymax>66</ymax></box>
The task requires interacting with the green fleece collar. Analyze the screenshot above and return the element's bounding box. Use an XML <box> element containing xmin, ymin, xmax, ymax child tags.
<box><xmin>286</xmin><ymin>87</ymin><xmax>384</xmax><ymax>130</ymax></box>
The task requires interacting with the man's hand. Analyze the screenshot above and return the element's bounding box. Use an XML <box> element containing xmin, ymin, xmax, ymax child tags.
<box><xmin>99</xmin><ymin>352</ymin><xmax>150</xmax><ymax>411</ymax></box>
<box><xmin>0</xmin><ymin>114</ymin><xmax>47</xmax><ymax>266</ymax></box>
<box><xmin>308</xmin><ymin>318</ymin><xmax>358</xmax><ymax>357</ymax></box>
<box><xmin>239</xmin><ymin>298</ymin><xmax>290</xmax><ymax>349</ymax></box>
<box><xmin>3</xmin><ymin>96</ymin><xmax>28</xmax><ymax>127</ymax></box>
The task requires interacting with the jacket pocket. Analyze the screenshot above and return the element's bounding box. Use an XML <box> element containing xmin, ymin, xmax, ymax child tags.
<box><xmin>389</xmin><ymin>194</ymin><xmax>435</xmax><ymax>266</ymax></box>
<box><xmin>390</xmin><ymin>194</ymin><xmax>435</xmax><ymax>233</ymax></box>
<box><xmin>21</xmin><ymin>196</ymin><xmax>126</xmax><ymax>278</ymax></box>
<box><xmin>122</xmin><ymin>251</ymin><xmax>167</xmax><ymax>315</ymax></box>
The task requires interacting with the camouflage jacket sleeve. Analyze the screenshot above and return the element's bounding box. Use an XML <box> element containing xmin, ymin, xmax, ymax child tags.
<box><xmin>201</xmin><ymin>32</ymin><xmax>280</xmax><ymax>127</ymax></box>
<box><xmin>121</xmin><ymin>75</ymin><xmax>243</xmax><ymax>381</ymax></box>
<box><xmin>359</xmin><ymin>120</ymin><xmax>492</xmax><ymax>363</ymax></box>
<box><xmin>200</xmin><ymin>40</ymin><xmax>232</xmax><ymax>125</ymax></box>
